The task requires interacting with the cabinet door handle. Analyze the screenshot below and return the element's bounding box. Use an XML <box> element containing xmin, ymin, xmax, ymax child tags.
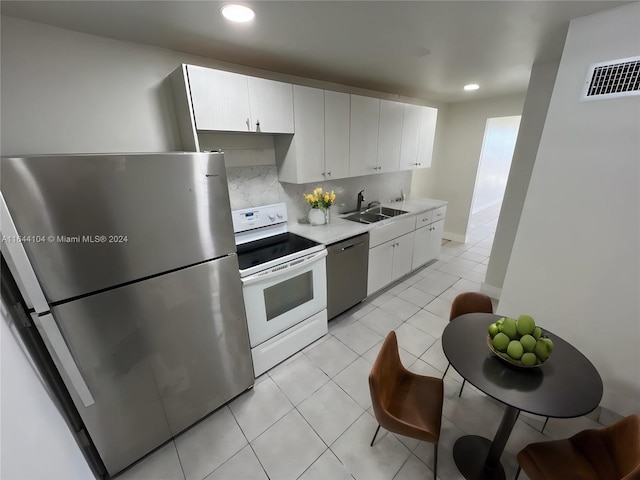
<box><xmin>327</xmin><ymin>171</ymin><xmax>332</xmax><ymax>176</ymax></box>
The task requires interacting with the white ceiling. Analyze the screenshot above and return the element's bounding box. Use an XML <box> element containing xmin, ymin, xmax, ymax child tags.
<box><xmin>1</xmin><ymin>1</ymin><xmax>630</xmax><ymax>103</ymax></box>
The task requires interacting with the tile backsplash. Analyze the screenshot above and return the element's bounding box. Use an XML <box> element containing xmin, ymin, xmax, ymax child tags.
<box><xmin>200</xmin><ymin>132</ymin><xmax>413</xmax><ymax>223</ymax></box>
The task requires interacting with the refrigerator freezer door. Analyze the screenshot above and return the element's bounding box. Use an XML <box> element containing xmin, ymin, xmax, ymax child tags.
<box><xmin>49</xmin><ymin>255</ymin><xmax>254</xmax><ymax>476</ymax></box>
<box><xmin>1</xmin><ymin>153</ymin><xmax>236</xmax><ymax>303</ymax></box>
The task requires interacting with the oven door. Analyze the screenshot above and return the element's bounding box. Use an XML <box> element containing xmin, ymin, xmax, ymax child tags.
<box><xmin>241</xmin><ymin>249</ymin><xmax>327</xmax><ymax>347</ymax></box>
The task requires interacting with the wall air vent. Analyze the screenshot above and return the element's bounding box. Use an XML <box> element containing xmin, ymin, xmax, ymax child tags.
<box><xmin>581</xmin><ymin>56</ymin><xmax>640</xmax><ymax>101</ymax></box>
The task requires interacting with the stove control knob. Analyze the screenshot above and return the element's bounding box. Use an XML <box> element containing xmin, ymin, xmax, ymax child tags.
<box><xmin>276</xmin><ymin>212</ymin><xmax>283</xmax><ymax>219</ymax></box>
<box><xmin>268</xmin><ymin>213</ymin><xmax>276</xmax><ymax>221</ymax></box>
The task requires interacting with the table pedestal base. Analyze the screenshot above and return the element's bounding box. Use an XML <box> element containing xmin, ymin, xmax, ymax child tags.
<box><xmin>453</xmin><ymin>435</ymin><xmax>506</xmax><ymax>480</ymax></box>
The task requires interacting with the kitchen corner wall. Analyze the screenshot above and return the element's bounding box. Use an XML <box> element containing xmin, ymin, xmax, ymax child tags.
<box><xmin>199</xmin><ymin>133</ymin><xmax>412</xmax><ymax>222</ymax></box>
<box><xmin>498</xmin><ymin>2</ymin><xmax>640</xmax><ymax>416</ymax></box>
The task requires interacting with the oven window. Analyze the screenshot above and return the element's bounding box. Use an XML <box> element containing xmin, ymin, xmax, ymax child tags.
<box><xmin>264</xmin><ymin>271</ymin><xmax>314</xmax><ymax>321</ymax></box>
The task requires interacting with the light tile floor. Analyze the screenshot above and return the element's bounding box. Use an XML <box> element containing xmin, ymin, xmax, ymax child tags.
<box><xmin>116</xmin><ymin>203</ymin><xmax>610</xmax><ymax>480</ymax></box>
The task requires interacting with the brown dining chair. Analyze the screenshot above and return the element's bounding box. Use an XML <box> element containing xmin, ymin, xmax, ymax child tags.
<box><xmin>515</xmin><ymin>414</ymin><xmax>640</xmax><ymax>480</ymax></box>
<box><xmin>442</xmin><ymin>291</ymin><xmax>493</xmax><ymax>396</ymax></box>
<box><xmin>369</xmin><ymin>331</ymin><xmax>444</xmax><ymax>479</ymax></box>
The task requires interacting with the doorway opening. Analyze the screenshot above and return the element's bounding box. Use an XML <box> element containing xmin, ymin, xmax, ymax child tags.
<box><xmin>471</xmin><ymin>115</ymin><xmax>521</xmax><ymax>215</ymax></box>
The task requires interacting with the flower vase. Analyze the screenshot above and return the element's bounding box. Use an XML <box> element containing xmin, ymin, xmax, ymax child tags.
<box><xmin>308</xmin><ymin>207</ymin><xmax>325</xmax><ymax>226</ymax></box>
<box><xmin>324</xmin><ymin>208</ymin><xmax>330</xmax><ymax>225</ymax></box>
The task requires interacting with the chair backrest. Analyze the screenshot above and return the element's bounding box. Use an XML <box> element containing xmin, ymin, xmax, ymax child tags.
<box><xmin>450</xmin><ymin>291</ymin><xmax>493</xmax><ymax>322</ymax></box>
<box><xmin>369</xmin><ymin>331</ymin><xmax>403</xmax><ymax>420</ymax></box>
<box><xmin>598</xmin><ymin>414</ymin><xmax>640</xmax><ymax>477</ymax></box>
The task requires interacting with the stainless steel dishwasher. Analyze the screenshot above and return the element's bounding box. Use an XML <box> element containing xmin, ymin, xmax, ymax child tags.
<box><xmin>326</xmin><ymin>233</ymin><xmax>369</xmax><ymax>320</ymax></box>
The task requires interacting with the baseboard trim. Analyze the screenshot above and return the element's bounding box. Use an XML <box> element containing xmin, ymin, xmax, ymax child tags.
<box><xmin>481</xmin><ymin>282</ymin><xmax>502</xmax><ymax>300</ymax></box>
<box><xmin>443</xmin><ymin>231</ymin><xmax>467</xmax><ymax>243</ymax></box>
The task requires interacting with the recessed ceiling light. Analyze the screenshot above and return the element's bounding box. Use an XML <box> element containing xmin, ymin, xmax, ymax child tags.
<box><xmin>221</xmin><ymin>4</ymin><xmax>255</xmax><ymax>23</ymax></box>
<box><xmin>464</xmin><ymin>84</ymin><xmax>480</xmax><ymax>91</ymax></box>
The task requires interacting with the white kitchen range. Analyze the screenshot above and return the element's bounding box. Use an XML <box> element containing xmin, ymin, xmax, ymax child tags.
<box><xmin>232</xmin><ymin>203</ymin><xmax>328</xmax><ymax>376</ymax></box>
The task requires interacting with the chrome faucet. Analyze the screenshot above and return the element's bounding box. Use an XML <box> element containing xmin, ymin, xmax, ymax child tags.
<box><xmin>357</xmin><ymin>190</ymin><xmax>365</xmax><ymax>212</ymax></box>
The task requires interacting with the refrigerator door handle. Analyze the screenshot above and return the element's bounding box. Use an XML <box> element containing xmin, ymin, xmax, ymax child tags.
<box><xmin>33</xmin><ymin>313</ymin><xmax>95</xmax><ymax>407</ymax></box>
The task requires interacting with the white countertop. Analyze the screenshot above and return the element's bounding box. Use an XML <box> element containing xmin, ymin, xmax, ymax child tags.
<box><xmin>289</xmin><ymin>197</ymin><xmax>447</xmax><ymax>245</ymax></box>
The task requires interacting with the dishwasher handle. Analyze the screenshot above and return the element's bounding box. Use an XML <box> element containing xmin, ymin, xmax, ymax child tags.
<box><xmin>329</xmin><ymin>233</ymin><xmax>369</xmax><ymax>256</ymax></box>
<box><xmin>341</xmin><ymin>241</ymin><xmax>365</xmax><ymax>251</ymax></box>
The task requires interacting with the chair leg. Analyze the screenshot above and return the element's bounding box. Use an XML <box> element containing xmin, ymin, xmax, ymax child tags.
<box><xmin>370</xmin><ymin>424</ymin><xmax>381</xmax><ymax>446</ymax></box>
<box><xmin>541</xmin><ymin>416</ymin><xmax>549</xmax><ymax>433</ymax></box>
<box><xmin>442</xmin><ymin>362</ymin><xmax>450</xmax><ymax>378</ymax></box>
<box><xmin>515</xmin><ymin>465</ymin><xmax>521</xmax><ymax>480</ymax></box>
<box><xmin>458</xmin><ymin>378</ymin><xmax>466</xmax><ymax>397</ymax></box>
<box><xmin>433</xmin><ymin>443</ymin><xmax>438</xmax><ymax>480</ymax></box>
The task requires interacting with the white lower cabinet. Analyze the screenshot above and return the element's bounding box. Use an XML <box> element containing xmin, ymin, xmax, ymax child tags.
<box><xmin>368</xmin><ymin>216</ymin><xmax>415</xmax><ymax>295</ymax></box>
<box><xmin>391</xmin><ymin>232</ymin><xmax>415</xmax><ymax>281</ymax></box>
<box><xmin>427</xmin><ymin>219</ymin><xmax>444</xmax><ymax>262</ymax></box>
<box><xmin>368</xmin><ymin>241</ymin><xmax>394</xmax><ymax>295</ymax></box>
<box><xmin>412</xmin><ymin>224</ymin><xmax>431</xmax><ymax>270</ymax></box>
<box><xmin>367</xmin><ymin>232</ymin><xmax>415</xmax><ymax>296</ymax></box>
<box><xmin>367</xmin><ymin>206</ymin><xmax>446</xmax><ymax>295</ymax></box>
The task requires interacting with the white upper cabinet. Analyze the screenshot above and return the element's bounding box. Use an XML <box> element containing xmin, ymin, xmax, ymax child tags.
<box><xmin>400</xmin><ymin>104</ymin><xmax>438</xmax><ymax>170</ymax></box>
<box><xmin>187</xmin><ymin>65</ymin><xmax>251</xmax><ymax>132</ymax></box>
<box><xmin>416</xmin><ymin>107</ymin><xmax>438</xmax><ymax>169</ymax></box>
<box><xmin>324</xmin><ymin>91</ymin><xmax>350</xmax><ymax>181</ymax></box>
<box><xmin>349</xmin><ymin>95</ymin><xmax>380</xmax><ymax>177</ymax></box>
<box><xmin>399</xmin><ymin>103</ymin><xmax>422</xmax><ymax>170</ymax></box>
<box><xmin>173</xmin><ymin>64</ymin><xmax>438</xmax><ymax>175</ymax></box>
<box><xmin>275</xmin><ymin>86</ymin><xmax>325</xmax><ymax>183</ymax></box>
<box><xmin>185</xmin><ymin>65</ymin><xmax>293</xmax><ymax>134</ymax></box>
<box><xmin>247</xmin><ymin>77</ymin><xmax>294</xmax><ymax>134</ymax></box>
<box><xmin>377</xmin><ymin>100</ymin><xmax>403</xmax><ymax>173</ymax></box>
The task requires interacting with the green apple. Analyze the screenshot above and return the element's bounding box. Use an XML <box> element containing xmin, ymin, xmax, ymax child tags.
<box><xmin>521</xmin><ymin>352</ymin><xmax>537</xmax><ymax>366</ymax></box>
<box><xmin>534</xmin><ymin>337</ymin><xmax>554</xmax><ymax>361</ymax></box>
<box><xmin>533</xmin><ymin>327</ymin><xmax>542</xmax><ymax>340</ymax></box>
<box><xmin>520</xmin><ymin>334</ymin><xmax>536</xmax><ymax>353</ymax></box>
<box><xmin>507</xmin><ymin>340</ymin><xmax>524</xmax><ymax>360</ymax></box>
<box><xmin>492</xmin><ymin>332</ymin><xmax>510</xmax><ymax>352</ymax></box>
<box><xmin>501</xmin><ymin>317</ymin><xmax>518</xmax><ymax>340</ymax></box>
<box><xmin>488</xmin><ymin>323</ymin><xmax>500</xmax><ymax>338</ymax></box>
<box><xmin>516</xmin><ymin>315</ymin><xmax>536</xmax><ymax>336</ymax></box>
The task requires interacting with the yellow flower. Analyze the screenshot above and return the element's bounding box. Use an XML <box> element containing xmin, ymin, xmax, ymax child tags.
<box><xmin>304</xmin><ymin>187</ymin><xmax>337</xmax><ymax>209</ymax></box>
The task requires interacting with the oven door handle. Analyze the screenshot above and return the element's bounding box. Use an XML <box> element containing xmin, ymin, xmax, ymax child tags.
<box><xmin>241</xmin><ymin>249</ymin><xmax>327</xmax><ymax>286</ymax></box>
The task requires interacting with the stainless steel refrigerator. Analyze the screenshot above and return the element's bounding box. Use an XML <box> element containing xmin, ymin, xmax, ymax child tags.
<box><xmin>0</xmin><ymin>152</ymin><xmax>254</xmax><ymax>477</ymax></box>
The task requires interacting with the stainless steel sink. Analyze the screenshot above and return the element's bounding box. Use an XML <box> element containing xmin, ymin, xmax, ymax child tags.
<box><xmin>344</xmin><ymin>212</ymin><xmax>385</xmax><ymax>224</ymax></box>
<box><xmin>366</xmin><ymin>206</ymin><xmax>407</xmax><ymax>217</ymax></box>
<box><xmin>344</xmin><ymin>206</ymin><xmax>408</xmax><ymax>224</ymax></box>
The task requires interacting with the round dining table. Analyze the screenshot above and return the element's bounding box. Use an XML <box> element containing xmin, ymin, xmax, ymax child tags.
<box><xmin>441</xmin><ymin>313</ymin><xmax>603</xmax><ymax>480</ymax></box>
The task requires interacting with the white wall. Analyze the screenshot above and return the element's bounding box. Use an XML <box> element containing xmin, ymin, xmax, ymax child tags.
<box><xmin>0</xmin><ymin>15</ymin><xmax>435</xmax><ymax>222</ymax></box>
<box><xmin>483</xmin><ymin>60</ymin><xmax>560</xmax><ymax>294</ymax></box>
<box><xmin>0</xmin><ymin>300</ymin><xmax>94</xmax><ymax>479</ymax></box>
<box><xmin>471</xmin><ymin>115</ymin><xmax>520</xmax><ymax>213</ymax></box>
<box><xmin>0</xmin><ymin>16</ymin><xmax>444</xmax><ymax>156</ymax></box>
<box><xmin>418</xmin><ymin>94</ymin><xmax>525</xmax><ymax>242</ymax></box>
<box><xmin>499</xmin><ymin>2</ymin><xmax>640</xmax><ymax>416</ymax></box>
